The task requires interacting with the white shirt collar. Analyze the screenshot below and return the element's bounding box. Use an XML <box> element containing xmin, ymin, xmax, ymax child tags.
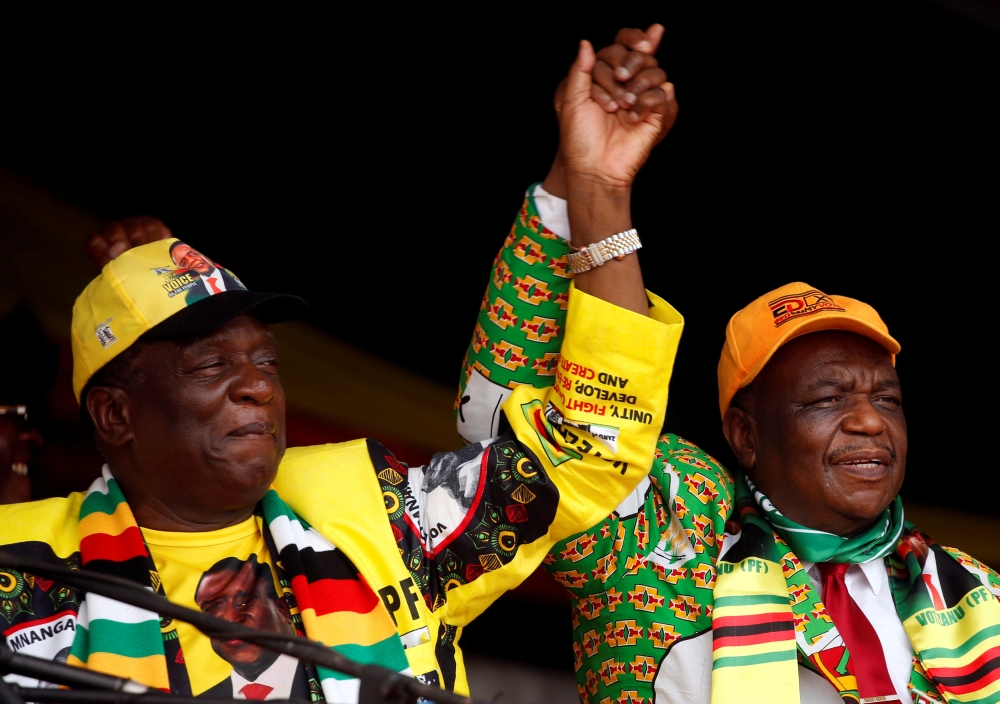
<box><xmin>857</xmin><ymin>557</ymin><xmax>886</xmax><ymax>595</ymax></box>
<box><xmin>230</xmin><ymin>652</ymin><xmax>299</xmax><ymax>699</ymax></box>
<box><xmin>801</xmin><ymin>557</ymin><xmax>886</xmax><ymax>596</ymax></box>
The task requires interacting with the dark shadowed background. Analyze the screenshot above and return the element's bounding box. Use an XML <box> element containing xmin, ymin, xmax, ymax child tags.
<box><xmin>3</xmin><ymin>1</ymin><xmax>998</xmax><ymax>676</ymax></box>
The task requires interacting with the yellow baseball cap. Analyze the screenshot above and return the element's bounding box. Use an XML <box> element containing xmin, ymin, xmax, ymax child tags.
<box><xmin>717</xmin><ymin>282</ymin><xmax>900</xmax><ymax>418</ymax></box>
<box><xmin>71</xmin><ymin>238</ymin><xmax>306</xmax><ymax>402</ymax></box>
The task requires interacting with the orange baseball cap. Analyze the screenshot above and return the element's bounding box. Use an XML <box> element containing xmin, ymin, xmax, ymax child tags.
<box><xmin>717</xmin><ymin>282</ymin><xmax>900</xmax><ymax>418</ymax></box>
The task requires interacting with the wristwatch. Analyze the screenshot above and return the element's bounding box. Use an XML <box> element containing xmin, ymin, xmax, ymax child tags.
<box><xmin>566</xmin><ymin>229</ymin><xmax>642</xmax><ymax>274</ymax></box>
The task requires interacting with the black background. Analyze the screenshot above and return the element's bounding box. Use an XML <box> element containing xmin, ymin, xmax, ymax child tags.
<box><xmin>3</xmin><ymin>4</ymin><xmax>998</xmax><ymax>506</ymax></box>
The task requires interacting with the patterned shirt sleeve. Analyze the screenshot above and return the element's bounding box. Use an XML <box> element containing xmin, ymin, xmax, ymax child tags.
<box><xmin>383</xmin><ymin>257</ymin><xmax>685</xmax><ymax>626</ymax></box>
<box><xmin>455</xmin><ymin>183</ymin><xmax>572</xmax><ymax>444</ymax></box>
<box><xmin>542</xmin><ymin>434</ymin><xmax>733</xmax><ymax>703</ymax></box>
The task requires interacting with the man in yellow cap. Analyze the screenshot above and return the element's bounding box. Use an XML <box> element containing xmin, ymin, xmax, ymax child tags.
<box><xmin>454</xmin><ymin>28</ymin><xmax>1000</xmax><ymax>704</ymax></box>
<box><xmin>0</xmin><ymin>36</ymin><xmax>683</xmax><ymax>701</ymax></box>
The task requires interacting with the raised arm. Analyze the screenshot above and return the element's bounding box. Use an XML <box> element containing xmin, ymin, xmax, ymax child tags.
<box><xmin>275</xmin><ymin>27</ymin><xmax>683</xmax><ymax>696</ymax></box>
<box><xmin>456</xmin><ymin>25</ymin><xmax>677</xmax><ymax>444</ymax></box>
<box><xmin>407</xmin><ymin>33</ymin><xmax>682</xmax><ymax>624</ymax></box>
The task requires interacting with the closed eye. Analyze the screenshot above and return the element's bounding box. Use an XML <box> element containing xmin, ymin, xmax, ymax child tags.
<box><xmin>808</xmin><ymin>396</ymin><xmax>843</xmax><ymax>407</ymax></box>
<box><xmin>195</xmin><ymin>357</ymin><xmax>227</xmax><ymax>370</ymax></box>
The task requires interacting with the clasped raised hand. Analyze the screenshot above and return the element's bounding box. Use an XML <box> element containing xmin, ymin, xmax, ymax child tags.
<box><xmin>556</xmin><ymin>24</ymin><xmax>678</xmax><ymax>191</ymax></box>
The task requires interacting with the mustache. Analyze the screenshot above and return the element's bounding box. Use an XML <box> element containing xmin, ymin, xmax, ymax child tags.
<box><xmin>826</xmin><ymin>441</ymin><xmax>895</xmax><ymax>462</ymax></box>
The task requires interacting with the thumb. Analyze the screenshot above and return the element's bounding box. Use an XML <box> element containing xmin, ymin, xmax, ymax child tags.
<box><xmin>644</xmin><ymin>24</ymin><xmax>665</xmax><ymax>54</ymax></box>
<box><xmin>565</xmin><ymin>40</ymin><xmax>596</xmax><ymax>104</ymax></box>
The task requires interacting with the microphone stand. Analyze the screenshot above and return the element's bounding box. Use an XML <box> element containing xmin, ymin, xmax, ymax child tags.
<box><xmin>0</xmin><ymin>678</ymin><xmax>24</xmax><ymax>704</ymax></box>
<box><xmin>0</xmin><ymin>550</ymin><xmax>483</xmax><ymax>704</ymax></box>
<box><xmin>0</xmin><ymin>640</ymin><xmax>150</xmax><ymax>694</ymax></box>
<box><xmin>8</xmin><ymin>684</ymin><xmax>303</xmax><ymax>704</ymax></box>
<box><xmin>1</xmin><ymin>633</ymin><xmax>307</xmax><ymax>704</ymax></box>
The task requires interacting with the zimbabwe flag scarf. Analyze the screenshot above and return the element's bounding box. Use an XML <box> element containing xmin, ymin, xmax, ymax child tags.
<box><xmin>711</xmin><ymin>472</ymin><xmax>1000</xmax><ymax>704</ymax></box>
<box><xmin>67</xmin><ymin>467</ymin><xmax>409</xmax><ymax>701</ymax></box>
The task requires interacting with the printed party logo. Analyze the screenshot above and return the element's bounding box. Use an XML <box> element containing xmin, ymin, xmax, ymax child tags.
<box><xmin>768</xmin><ymin>289</ymin><xmax>844</xmax><ymax>327</ymax></box>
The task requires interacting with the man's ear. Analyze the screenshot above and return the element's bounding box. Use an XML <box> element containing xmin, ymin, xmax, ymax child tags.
<box><xmin>86</xmin><ymin>386</ymin><xmax>135</xmax><ymax>447</ymax></box>
<box><xmin>722</xmin><ymin>406</ymin><xmax>758</xmax><ymax>472</ymax></box>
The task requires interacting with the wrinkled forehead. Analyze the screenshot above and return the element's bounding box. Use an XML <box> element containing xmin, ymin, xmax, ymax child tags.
<box><xmin>763</xmin><ymin>330</ymin><xmax>898</xmax><ymax>389</ymax></box>
<box><xmin>180</xmin><ymin>314</ymin><xmax>275</xmax><ymax>356</ymax></box>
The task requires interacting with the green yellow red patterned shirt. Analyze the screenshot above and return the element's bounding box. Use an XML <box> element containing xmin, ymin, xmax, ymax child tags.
<box><xmin>455</xmin><ymin>184</ymin><xmax>733</xmax><ymax>702</ymax></box>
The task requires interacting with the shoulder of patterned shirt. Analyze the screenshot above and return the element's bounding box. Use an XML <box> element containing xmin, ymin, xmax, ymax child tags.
<box><xmin>650</xmin><ymin>432</ymin><xmax>735</xmax><ymax>514</ymax></box>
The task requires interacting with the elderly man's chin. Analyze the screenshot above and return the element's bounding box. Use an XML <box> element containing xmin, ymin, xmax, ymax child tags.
<box><xmin>825</xmin><ymin>464</ymin><xmax>902</xmax><ymax>528</ymax></box>
<box><xmin>209</xmin><ymin>440</ymin><xmax>284</xmax><ymax>503</ymax></box>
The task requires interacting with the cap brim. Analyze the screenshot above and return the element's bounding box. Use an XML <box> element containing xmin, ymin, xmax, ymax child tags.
<box><xmin>143</xmin><ymin>290</ymin><xmax>309</xmax><ymax>339</ymax></box>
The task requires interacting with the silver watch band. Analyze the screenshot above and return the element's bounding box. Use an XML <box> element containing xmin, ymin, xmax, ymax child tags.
<box><xmin>566</xmin><ymin>228</ymin><xmax>642</xmax><ymax>274</ymax></box>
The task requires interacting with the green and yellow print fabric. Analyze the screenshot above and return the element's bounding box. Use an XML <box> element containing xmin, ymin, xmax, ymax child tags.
<box><xmin>550</xmin><ymin>435</ymin><xmax>732</xmax><ymax>704</ymax></box>
<box><xmin>456</xmin><ymin>184</ymin><xmax>571</xmax><ymax>441</ymax></box>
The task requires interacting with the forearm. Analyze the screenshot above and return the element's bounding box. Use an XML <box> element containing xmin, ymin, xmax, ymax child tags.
<box><xmin>566</xmin><ymin>176</ymin><xmax>649</xmax><ymax>316</ymax></box>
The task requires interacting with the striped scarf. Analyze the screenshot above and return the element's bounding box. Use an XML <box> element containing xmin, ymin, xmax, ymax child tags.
<box><xmin>711</xmin><ymin>472</ymin><xmax>1000</xmax><ymax>704</ymax></box>
<box><xmin>68</xmin><ymin>467</ymin><xmax>409</xmax><ymax>702</ymax></box>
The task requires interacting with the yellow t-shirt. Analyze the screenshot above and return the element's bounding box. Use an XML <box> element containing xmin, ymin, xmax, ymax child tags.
<box><xmin>144</xmin><ymin>517</ymin><xmax>311</xmax><ymax>700</ymax></box>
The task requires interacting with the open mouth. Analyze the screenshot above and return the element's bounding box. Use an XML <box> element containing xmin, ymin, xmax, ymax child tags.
<box><xmin>838</xmin><ymin>460</ymin><xmax>883</xmax><ymax>470</ymax></box>
<box><xmin>829</xmin><ymin>445</ymin><xmax>894</xmax><ymax>476</ymax></box>
<box><xmin>10</xmin><ymin>462</ymin><xmax>28</xmax><ymax>476</ymax></box>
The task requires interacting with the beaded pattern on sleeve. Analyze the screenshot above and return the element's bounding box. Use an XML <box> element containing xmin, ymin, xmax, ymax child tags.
<box><xmin>566</xmin><ymin>228</ymin><xmax>642</xmax><ymax>274</ymax></box>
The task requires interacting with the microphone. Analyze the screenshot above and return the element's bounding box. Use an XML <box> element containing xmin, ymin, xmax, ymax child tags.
<box><xmin>0</xmin><ymin>549</ymin><xmax>483</xmax><ymax>704</ymax></box>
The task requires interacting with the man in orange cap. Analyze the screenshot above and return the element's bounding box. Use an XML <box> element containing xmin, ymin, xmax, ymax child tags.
<box><xmin>649</xmin><ymin>283</ymin><xmax>1000</xmax><ymax>704</ymax></box>
<box><xmin>454</xmin><ymin>26</ymin><xmax>1000</xmax><ymax>703</ymax></box>
<box><xmin>465</xmin><ymin>258</ymin><xmax>1000</xmax><ymax>704</ymax></box>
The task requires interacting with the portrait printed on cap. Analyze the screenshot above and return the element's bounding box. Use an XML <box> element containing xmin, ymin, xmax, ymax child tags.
<box><xmin>156</xmin><ymin>241</ymin><xmax>246</xmax><ymax>306</ymax></box>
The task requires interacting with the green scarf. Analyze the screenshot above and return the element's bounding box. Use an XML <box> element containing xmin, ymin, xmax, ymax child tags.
<box><xmin>741</xmin><ymin>473</ymin><xmax>905</xmax><ymax>564</ymax></box>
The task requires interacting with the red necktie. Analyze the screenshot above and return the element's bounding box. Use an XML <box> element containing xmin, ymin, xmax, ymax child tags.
<box><xmin>819</xmin><ymin>563</ymin><xmax>897</xmax><ymax>700</ymax></box>
<box><xmin>240</xmin><ymin>683</ymin><xmax>274</xmax><ymax>700</ymax></box>
<box><xmin>206</xmin><ymin>276</ymin><xmax>222</xmax><ymax>294</ymax></box>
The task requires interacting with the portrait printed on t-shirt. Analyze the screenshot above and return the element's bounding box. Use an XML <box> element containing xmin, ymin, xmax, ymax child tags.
<box><xmin>193</xmin><ymin>555</ymin><xmax>303</xmax><ymax>700</ymax></box>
